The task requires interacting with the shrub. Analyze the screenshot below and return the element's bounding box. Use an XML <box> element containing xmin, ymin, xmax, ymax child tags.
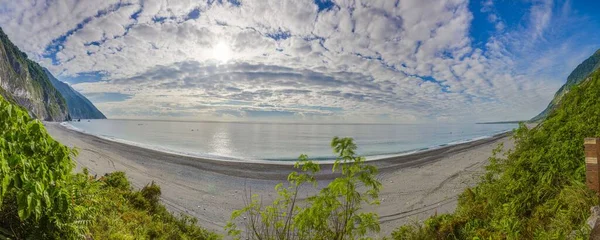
<box><xmin>226</xmin><ymin>137</ymin><xmax>382</xmax><ymax>240</ymax></box>
<box><xmin>141</xmin><ymin>181</ymin><xmax>161</xmax><ymax>210</ymax></box>
<box><xmin>103</xmin><ymin>171</ymin><xmax>131</xmax><ymax>190</ymax></box>
<box><xmin>125</xmin><ymin>181</ymin><xmax>161</xmax><ymax>212</ymax></box>
<box><xmin>0</xmin><ymin>95</ymin><xmax>219</xmax><ymax>239</ymax></box>
<box><xmin>0</xmin><ymin>96</ymin><xmax>96</xmax><ymax>239</ymax></box>
<box><xmin>92</xmin><ymin>172</ymin><xmax>220</xmax><ymax>239</ymax></box>
<box><xmin>128</xmin><ymin>191</ymin><xmax>152</xmax><ymax>211</ymax></box>
<box><xmin>391</xmin><ymin>67</ymin><xmax>600</xmax><ymax>238</ymax></box>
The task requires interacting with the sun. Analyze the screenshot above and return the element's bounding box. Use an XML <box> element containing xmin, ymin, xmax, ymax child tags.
<box><xmin>212</xmin><ymin>42</ymin><xmax>232</xmax><ymax>63</ymax></box>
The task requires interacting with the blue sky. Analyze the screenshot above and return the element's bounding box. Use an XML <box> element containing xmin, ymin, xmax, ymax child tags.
<box><xmin>0</xmin><ymin>0</ymin><xmax>599</xmax><ymax>123</ymax></box>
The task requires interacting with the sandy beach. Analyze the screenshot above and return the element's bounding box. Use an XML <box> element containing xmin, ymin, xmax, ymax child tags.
<box><xmin>44</xmin><ymin>122</ymin><xmax>514</xmax><ymax>237</ymax></box>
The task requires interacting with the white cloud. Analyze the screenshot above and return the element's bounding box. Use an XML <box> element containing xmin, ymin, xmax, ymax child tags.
<box><xmin>0</xmin><ymin>0</ymin><xmax>596</xmax><ymax>122</ymax></box>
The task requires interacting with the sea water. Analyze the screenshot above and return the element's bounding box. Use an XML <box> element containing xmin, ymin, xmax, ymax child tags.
<box><xmin>64</xmin><ymin>119</ymin><xmax>516</xmax><ymax>161</ymax></box>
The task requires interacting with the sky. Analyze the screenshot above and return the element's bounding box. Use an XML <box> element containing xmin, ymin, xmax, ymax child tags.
<box><xmin>0</xmin><ymin>0</ymin><xmax>599</xmax><ymax>123</ymax></box>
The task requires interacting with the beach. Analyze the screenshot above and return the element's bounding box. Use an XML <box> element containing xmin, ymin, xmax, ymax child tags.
<box><xmin>44</xmin><ymin>122</ymin><xmax>514</xmax><ymax>237</ymax></box>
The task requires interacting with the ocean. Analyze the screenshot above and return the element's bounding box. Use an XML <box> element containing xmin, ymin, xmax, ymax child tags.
<box><xmin>63</xmin><ymin>119</ymin><xmax>517</xmax><ymax>162</ymax></box>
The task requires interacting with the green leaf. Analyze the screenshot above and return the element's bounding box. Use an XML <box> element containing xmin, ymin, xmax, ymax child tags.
<box><xmin>42</xmin><ymin>190</ymin><xmax>51</xmax><ymax>209</ymax></box>
<box><xmin>34</xmin><ymin>198</ymin><xmax>42</xmax><ymax>219</ymax></box>
<box><xmin>17</xmin><ymin>193</ymin><xmax>28</xmax><ymax>220</ymax></box>
<box><xmin>26</xmin><ymin>193</ymin><xmax>33</xmax><ymax>210</ymax></box>
<box><xmin>1</xmin><ymin>175</ymin><xmax>10</xmax><ymax>197</ymax></box>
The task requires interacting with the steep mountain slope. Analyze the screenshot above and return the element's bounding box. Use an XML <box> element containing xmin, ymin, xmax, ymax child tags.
<box><xmin>531</xmin><ymin>49</ymin><xmax>600</xmax><ymax>121</ymax></box>
<box><xmin>394</xmin><ymin>67</ymin><xmax>600</xmax><ymax>239</ymax></box>
<box><xmin>0</xmin><ymin>28</ymin><xmax>69</xmax><ymax>121</ymax></box>
<box><xmin>44</xmin><ymin>68</ymin><xmax>106</xmax><ymax>119</ymax></box>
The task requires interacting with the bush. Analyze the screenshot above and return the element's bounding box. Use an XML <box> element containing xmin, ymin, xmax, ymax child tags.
<box><xmin>0</xmin><ymin>96</ymin><xmax>94</xmax><ymax>239</ymax></box>
<box><xmin>126</xmin><ymin>181</ymin><xmax>161</xmax><ymax>212</ymax></box>
<box><xmin>103</xmin><ymin>171</ymin><xmax>131</xmax><ymax>190</ymax></box>
<box><xmin>391</xmin><ymin>68</ymin><xmax>600</xmax><ymax>238</ymax></box>
<box><xmin>226</xmin><ymin>137</ymin><xmax>381</xmax><ymax>240</ymax></box>
<box><xmin>92</xmin><ymin>172</ymin><xmax>220</xmax><ymax>239</ymax></box>
<box><xmin>141</xmin><ymin>181</ymin><xmax>161</xmax><ymax>210</ymax></box>
<box><xmin>128</xmin><ymin>191</ymin><xmax>152</xmax><ymax>211</ymax></box>
<box><xmin>0</xmin><ymin>95</ymin><xmax>219</xmax><ymax>239</ymax></box>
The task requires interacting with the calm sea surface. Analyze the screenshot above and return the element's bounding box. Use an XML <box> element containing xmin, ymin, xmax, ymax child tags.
<box><xmin>64</xmin><ymin>119</ymin><xmax>516</xmax><ymax>161</ymax></box>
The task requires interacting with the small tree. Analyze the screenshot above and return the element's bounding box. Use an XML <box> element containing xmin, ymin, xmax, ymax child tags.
<box><xmin>226</xmin><ymin>137</ymin><xmax>382</xmax><ymax>240</ymax></box>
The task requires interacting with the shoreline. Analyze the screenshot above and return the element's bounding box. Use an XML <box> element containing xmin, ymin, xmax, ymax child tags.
<box><xmin>59</xmin><ymin>121</ymin><xmax>512</xmax><ymax>168</ymax></box>
<box><xmin>44</xmin><ymin>122</ymin><xmax>514</xmax><ymax>236</ymax></box>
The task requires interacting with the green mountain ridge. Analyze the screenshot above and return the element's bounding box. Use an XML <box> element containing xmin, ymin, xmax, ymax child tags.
<box><xmin>531</xmin><ymin>49</ymin><xmax>600</xmax><ymax>121</ymax></box>
<box><xmin>0</xmin><ymin>27</ymin><xmax>106</xmax><ymax>121</ymax></box>
<box><xmin>0</xmin><ymin>28</ymin><xmax>69</xmax><ymax>121</ymax></box>
<box><xmin>44</xmin><ymin>68</ymin><xmax>106</xmax><ymax>119</ymax></box>
<box><xmin>395</xmin><ymin>62</ymin><xmax>600</xmax><ymax>239</ymax></box>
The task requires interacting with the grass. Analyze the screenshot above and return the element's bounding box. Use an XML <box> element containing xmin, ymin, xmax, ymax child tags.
<box><xmin>391</xmin><ymin>69</ymin><xmax>600</xmax><ymax>239</ymax></box>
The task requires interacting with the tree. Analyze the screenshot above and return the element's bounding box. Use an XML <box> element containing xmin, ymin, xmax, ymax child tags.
<box><xmin>226</xmin><ymin>137</ymin><xmax>382</xmax><ymax>240</ymax></box>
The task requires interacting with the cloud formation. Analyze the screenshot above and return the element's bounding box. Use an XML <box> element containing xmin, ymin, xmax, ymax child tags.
<box><xmin>0</xmin><ymin>0</ymin><xmax>598</xmax><ymax>122</ymax></box>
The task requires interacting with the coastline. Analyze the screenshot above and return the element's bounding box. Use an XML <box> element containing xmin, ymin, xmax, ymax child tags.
<box><xmin>44</xmin><ymin>122</ymin><xmax>514</xmax><ymax>236</ymax></box>
<box><xmin>59</xmin><ymin>121</ymin><xmax>512</xmax><ymax>166</ymax></box>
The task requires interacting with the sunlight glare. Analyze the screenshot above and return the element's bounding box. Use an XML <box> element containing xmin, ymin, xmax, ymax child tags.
<box><xmin>212</xmin><ymin>42</ymin><xmax>232</xmax><ymax>63</ymax></box>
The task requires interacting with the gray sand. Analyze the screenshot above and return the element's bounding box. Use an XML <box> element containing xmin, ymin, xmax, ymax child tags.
<box><xmin>44</xmin><ymin>122</ymin><xmax>514</xmax><ymax>237</ymax></box>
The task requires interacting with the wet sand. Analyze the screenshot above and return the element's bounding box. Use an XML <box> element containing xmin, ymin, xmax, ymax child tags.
<box><xmin>44</xmin><ymin>122</ymin><xmax>514</xmax><ymax>237</ymax></box>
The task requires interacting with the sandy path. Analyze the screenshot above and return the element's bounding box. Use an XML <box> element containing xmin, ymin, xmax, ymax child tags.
<box><xmin>44</xmin><ymin>122</ymin><xmax>513</xmax><ymax>237</ymax></box>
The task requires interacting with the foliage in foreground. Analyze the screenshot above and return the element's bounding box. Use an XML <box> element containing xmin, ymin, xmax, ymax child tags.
<box><xmin>0</xmin><ymin>95</ymin><xmax>218</xmax><ymax>239</ymax></box>
<box><xmin>226</xmin><ymin>137</ymin><xmax>382</xmax><ymax>240</ymax></box>
<box><xmin>392</xmin><ymin>69</ymin><xmax>600</xmax><ymax>238</ymax></box>
<box><xmin>0</xmin><ymin>96</ymin><xmax>90</xmax><ymax>238</ymax></box>
<box><xmin>89</xmin><ymin>171</ymin><xmax>220</xmax><ymax>239</ymax></box>
<box><xmin>8</xmin><ymin>65</ymin><xmax>600</xmax><ymax>240</ymax></box>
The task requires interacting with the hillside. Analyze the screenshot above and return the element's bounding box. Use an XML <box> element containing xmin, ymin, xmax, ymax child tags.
<box><xmin>44</xmin><ymin>68</ymin><xmax>106</xmax><ymax>119</ymax></box>
<box><xmin>0</xmin><ymin>94</ymin><xmax>218</xmax><ymax>239</ymax></box>
<box><xmin>395</xmin><ymin>68</ymin><xmax>600</xmax><ymax>238</ymax></box>
<box><xmin>531</xmin><ymin>49</ymin><xmax>600</xmax><ymax>121</ymax></box>
<box><xmin>0</xmin><ymin>27</ymin><xmax>69</xmax><ymax>121</ymax></box>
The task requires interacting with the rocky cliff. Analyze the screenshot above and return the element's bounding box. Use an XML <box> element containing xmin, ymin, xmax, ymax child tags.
<box><xmin>45</xmin><ymin>68</ymin><xmax>106</xmax><ymax>119</ymax></box>
<box><xmin>0</xmin><ymin>28</ymin><xmax>69</xmax><ymax>121</ymax></box>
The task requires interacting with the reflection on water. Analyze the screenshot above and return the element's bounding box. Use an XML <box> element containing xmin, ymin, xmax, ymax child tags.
<box><xmin>67</xmin><ymin>120</ymin><xmax>516</xmax><ymax>161</ymax></box>
<box><xmin>210</xmin><ymin>124</ymin><xmax>233</xmax><ymax>158</ymax></box>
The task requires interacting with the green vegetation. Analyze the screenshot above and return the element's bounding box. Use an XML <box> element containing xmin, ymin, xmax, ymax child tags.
<box><xmin>0</xmin><ymin>89</ymin><xmax>382</xmax><ymax>239</ymax></box>
<box><xmin>44</xmin><ymin>68</ymin><xmax>106</xmax><ymax>119</ymax></box>
<box><xmin>532</xmin><ymin>49</ymin><xmax>600</xmax><ymax>121</ymax></box>
<box><xmin>4</xmin><ymin>63</ymin><xmax>600</xmax><ymax>239</ymax></box>
<box><xmin>226</xmin><ymin>137</ymin><xmax>381</xmax><ymax>240</ymax></box>
<box><xmin>0</xmin><ymin>95</ymin><xmax>218</xmax><ymax>239</ymax></box>
<box><xmin>0</xmin><ymin>27</ymin><xmax>68</xmax><ymax>121</ymax></box>
<box><xmin>564</xmin><ymin>49</ymin><xmax>600</xmax><ymax>88</ymax></box>
<box><xmin>0</xmin><ymin>95</ymin><xmax>89</xmax><ymax>238</ymax></box>
<box><xmin>88</xmin><ymin>172</ymin><xmax>219</xmax><ymax>239</ymax></box>
<box><xmin>2</xmin><ymin>36</ymin><xmax>599</xmax><ymax>238</ymax></box>
<box><xmin>393</xmin><ymin>69</ymin><xmax>600</xmax><ymax>239</ymax></box>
